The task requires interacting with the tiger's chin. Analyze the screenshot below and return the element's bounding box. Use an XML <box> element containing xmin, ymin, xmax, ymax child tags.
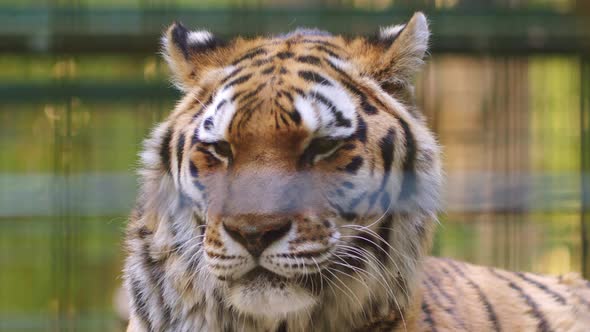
<box><xmin>226</xmin><ymin>268</ymin><xmax>318</xmax><ymax>318</ymax></box>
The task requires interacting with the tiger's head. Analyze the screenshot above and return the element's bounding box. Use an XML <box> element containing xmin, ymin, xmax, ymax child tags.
<box><xmin>128</xmin><ymin>12</ymin><xmax>441</xmax><ymax>329</ymax></box>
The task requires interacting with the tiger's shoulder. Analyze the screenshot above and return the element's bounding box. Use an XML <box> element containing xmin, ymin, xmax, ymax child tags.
<box><xmin>410</xmin><ymin>257</ymin><xmax>590</xmax><ymax>332</ymax></box>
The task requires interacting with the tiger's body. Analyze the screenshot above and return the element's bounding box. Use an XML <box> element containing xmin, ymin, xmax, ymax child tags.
<box><xmin>123</xmin><ymin>12</ymin><xmax>590</xmax><ymax>331</ymax></box>
<box><xmin>397</xmin><ymin>258</ymin><xmax>589</xmax><ymax>332</ymax></box>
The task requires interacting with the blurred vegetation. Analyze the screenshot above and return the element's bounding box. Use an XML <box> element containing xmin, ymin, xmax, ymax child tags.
<box><xmin>0</xmin><ymin>0</ymin><xmax>582</xmax><ymax>11</ymax></box>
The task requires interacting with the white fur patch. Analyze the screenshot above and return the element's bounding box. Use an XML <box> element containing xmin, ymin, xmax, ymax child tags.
<box><xmin>326</xmin><ymin>56</ymin><xmax>352</xmax><ymax>71</ymax></box>
<box><xmin>197</xmin><ymin>87</ymin><xmax>237</xmax><ymax>142</ymax></box>
<box><xmin>223</xmin><ymin>65</ymin><xmax>238</xmax><ymax>76</ymax></box>
<box><xmin>187</xmin><ymin>30</ymin><xmax>213</xmax><ymax>46</ymax></box>
<box><xmin>228</xmin><ymin>281</ymin><xmax>317</xmax><ymax>318</ymax></box>
<box><xmin>299</xmin><ymin>81</ymin><xmax>357</xmax><ymax>139</ymax></box>
<box><xmin>379</xmin><ymin>24</ymin><xmax>406</xmax><ymax>40</ymax></box>
<box><xmin>294</xmin><ymin>96</ymin><xmax>319</xmax><ymax>133</ymax></box>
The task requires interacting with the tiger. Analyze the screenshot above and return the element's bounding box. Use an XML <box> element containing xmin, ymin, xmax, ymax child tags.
<box><xmin>123</xmin><ymin>12</ymin><xmax>590</xmax><ymax>332</ymax></box>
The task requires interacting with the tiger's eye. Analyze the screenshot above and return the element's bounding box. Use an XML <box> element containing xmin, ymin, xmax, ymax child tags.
<box><xmin>309</xmin><ymin>138</ymin><xmax>339</xmax><ymax>155</ymax></box>
<box><xmin>300</xmin><ymin>138</ymin><xmax>341</xmax><ymax>166</ymax></box>
<box><xmin>213</xmin><ymin>141</ymin><xmax>232</xmax><ymax>159</ymax></box>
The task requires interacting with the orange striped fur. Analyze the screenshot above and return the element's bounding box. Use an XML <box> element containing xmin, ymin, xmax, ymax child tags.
<box><xmin>123</xmin><ymin>12</ymin><xmax>590</xmax><ymax>331</ymax></box>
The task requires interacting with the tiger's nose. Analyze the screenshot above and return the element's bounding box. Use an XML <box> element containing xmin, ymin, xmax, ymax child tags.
<box><xmin>222</xmin><ymin>217</ymin><xmax>292</xmax><ymax>257</ymax></box>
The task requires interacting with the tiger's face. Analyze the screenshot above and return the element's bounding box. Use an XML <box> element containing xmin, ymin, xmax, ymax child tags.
<box><xmin>140</xmin><ymin>12</ymin><xmax>441</xmax><ymax>322</ymax></box>
<box><xmin>194</xmin><ymin>52</ymin><xmax>379</xmax><ymax>316</ymax></box>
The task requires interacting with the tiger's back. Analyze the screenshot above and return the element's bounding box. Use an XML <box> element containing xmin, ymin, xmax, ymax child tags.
<box><xmin>357</xmin><ymin>258</ymin><xmax>590</xmax><ymax>331</ymax></box>
<box><xmin>416</xmin><ymin>258</ymin><xmax>590</xmax><ymax>331</ymax></box>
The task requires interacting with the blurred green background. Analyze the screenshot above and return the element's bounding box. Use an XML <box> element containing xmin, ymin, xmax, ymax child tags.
<box><xmin>1</xmin><ymin>0</ymin><xmax>590</xmax><ymax>331</ymax></box>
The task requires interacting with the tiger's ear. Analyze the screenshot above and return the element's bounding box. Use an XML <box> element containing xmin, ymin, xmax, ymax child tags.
<box><xmin>162</xmin><ymin>22</ymin><xmax>226</xmax><ymax>91</ymax></box>
<box><xmin>353</xmin><ymin>12</ymin><xmax>429</xmax><ymax>102</ymax></box>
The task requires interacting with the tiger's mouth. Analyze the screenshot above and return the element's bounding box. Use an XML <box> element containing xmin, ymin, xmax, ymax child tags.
<box><xmin>229</xmin><ymin>266</ymin><xmax>320</xmax><ymax>292</ymax></box>
<box><xmin>237</xmin><ymin>267</ymin><xmax>288</xmax><ymax>285</ymax></box>
<box><xmin>226</xmin><ymin>266</ymin><xmax>320</xmax><ymax>317</ymax></box>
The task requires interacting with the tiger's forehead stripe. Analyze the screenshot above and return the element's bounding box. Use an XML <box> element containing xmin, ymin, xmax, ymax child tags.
<box><xmin>231</xmin><ymin>47</ymin><xmax>268</xmax><ymax>66</ymax></box>
<box><xmin>189</xmin><ymin>40</ymin><xmax>362</xmax><ymax>143</ymax></box>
